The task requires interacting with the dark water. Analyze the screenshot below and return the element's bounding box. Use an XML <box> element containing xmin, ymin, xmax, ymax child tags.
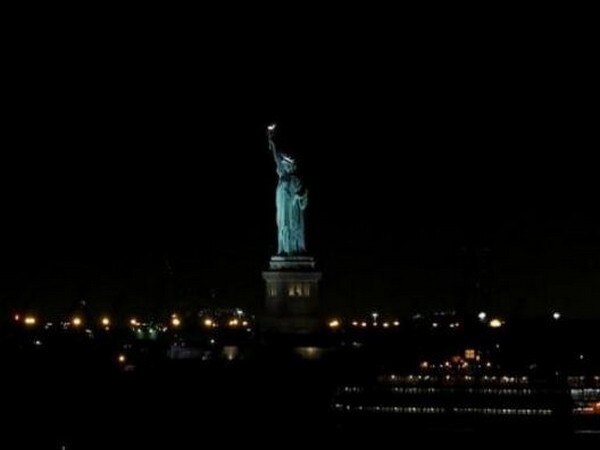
<box><xmin>4</xmin><ymin>337</ymin><xmax>600</xmax><ymax>448</ymax></box>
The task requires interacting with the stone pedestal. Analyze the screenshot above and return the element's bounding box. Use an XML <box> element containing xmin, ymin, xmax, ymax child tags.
<box><xmin>262</xmin><ymin>256</ymin><xmax>322</xmax><ymax>334</ymax></box>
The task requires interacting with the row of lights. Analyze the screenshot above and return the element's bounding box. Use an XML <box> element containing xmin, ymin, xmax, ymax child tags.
<box><xmin>329</xmin><ymin>310</ymin><xmax>563</xmax><ymax>331</ymax></box>
<box><xmin>332</xmin><ymin>317</ymin><xmax>503</xmax><ymax>330</ymax></box>
<box><xmin>479</xmin><ymin>311</ymin><xmax>562</xmax><ymax>326</ymax></box>
<box><xmin>328</xmin><ymin>319</ymin><xmax>401</xmax><ymax>329</ymax></box>
<box><xmin>201</xmin><ymin>318</ymin><xmax>249</xmax><ymax>328</ymax></box>
<box><xmin>15</xmin><ymin>314</ymin><xmax>250</xmax><ymax>330</ymax></box>
<box><xmin>16</xmin><ymin>314</ymin><xmax>112</xmax><ymax>328</ymax></box>
<box><xmin>15</xmin><ymin>311</ymin><xmax>564</xmax><ymax>330</ymax></box>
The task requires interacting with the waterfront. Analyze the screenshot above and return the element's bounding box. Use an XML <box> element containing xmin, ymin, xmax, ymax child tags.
<box><xmin>3</xmin><ymin>311</ymin><xmax>599</xmax><ymax>448</ymax></box>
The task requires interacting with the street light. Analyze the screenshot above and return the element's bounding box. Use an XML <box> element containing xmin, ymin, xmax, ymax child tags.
<box><xmin>328</xmin><ymin>319</ymin><xmax>340</xmax><ymax>329</ymax></box>
<box><xmin>489</xmin><ymin>318</ymin><xmax>503</xmax><ymax>328</ymax></box>
<box><xmin>24</xmin><ymin>316</ymin><xmax>37</xmax><ymax>326</ymax></box>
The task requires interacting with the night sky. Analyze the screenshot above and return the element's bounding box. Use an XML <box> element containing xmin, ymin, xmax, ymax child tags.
<box><xmin>1</xmin><ymin>19</ymin><xmax>598</xmax><ymax>318</ymax></box>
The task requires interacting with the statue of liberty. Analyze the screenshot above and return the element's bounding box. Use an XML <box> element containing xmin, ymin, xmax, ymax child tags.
<box><xmin>267</xmin><ymin>124</ymin><xmax>308</xmax><ymax>255</ymax></box>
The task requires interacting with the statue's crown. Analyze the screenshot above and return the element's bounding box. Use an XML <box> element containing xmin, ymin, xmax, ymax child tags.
<box><xmin>282</xmin><ymin>154</ymin><xmax>295</xmax><ymax>164</ymax></box>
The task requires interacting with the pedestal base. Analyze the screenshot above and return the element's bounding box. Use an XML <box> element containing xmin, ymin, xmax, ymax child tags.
<box><xmin>262</xmin><ymin>256</ymin><xmax>322</xmax><ymax>334</ymax></box>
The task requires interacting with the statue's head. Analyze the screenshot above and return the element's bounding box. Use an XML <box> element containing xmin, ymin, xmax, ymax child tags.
<box><xmin>281</xmin><ymin>154</ymin><xmax>297</xmax><ymax>173</ymax></box>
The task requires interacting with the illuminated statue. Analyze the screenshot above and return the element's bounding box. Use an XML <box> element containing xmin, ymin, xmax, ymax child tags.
<box><xmin>267</xmin><ymin>124</ymin><xmax>308</xmax><ymax>255</ymax></box>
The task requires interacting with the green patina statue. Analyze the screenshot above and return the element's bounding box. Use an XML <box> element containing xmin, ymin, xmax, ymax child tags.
<box><xmin>267</xmin><ymin>124</ymin><xmax>308</xmax><ymax>255</ymax></box>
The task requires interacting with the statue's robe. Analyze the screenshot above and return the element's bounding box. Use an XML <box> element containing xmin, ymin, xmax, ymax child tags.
<box><xmin>276</xmin><ymin>167</ymin><xmax>307</xmax><ymax>255</ymax></box>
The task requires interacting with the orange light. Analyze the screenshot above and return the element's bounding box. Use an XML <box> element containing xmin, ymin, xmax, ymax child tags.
<box><xmin>203</xmin><ymin>318</ymin><xmax>213</xmax><ymax>327</ymax></box>
<box><xmin>328</xmin><ymin>319</ymin><xmax>341</xmax><ymax>329</ymax></box>
<box><xmin>228</xmin><ymin>319</ymin><xmax>239</xmax><ymax>327</ymax></box>
<box><xmin>24</xmin><ymin>316</ymin><xmax>37</xmax><ymax>326</ymax></box>
<box><xmin>101</xmin><ymin>317</ymin><xmax>110</xmax><ymax>326</ymax></box>
<box><xmin>72</xmin><ymin>317</ymin><xmax>82</xmax><ymax>327</ymax></box>
<box><xmin>171</xmin><ymin>317</ymin><xmax>181</xmax><ymax>327</ymax></box>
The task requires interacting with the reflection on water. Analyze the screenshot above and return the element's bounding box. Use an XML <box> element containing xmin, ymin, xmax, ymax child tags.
<box><xmin>294</xmin><ymin>346</ymin><xmax>325</xmax><ymax>360</ymax></box>
<box><xmin>222</xmin><ymin>346</ymin><xmax>240</xmax><ymax>361</ymax></box>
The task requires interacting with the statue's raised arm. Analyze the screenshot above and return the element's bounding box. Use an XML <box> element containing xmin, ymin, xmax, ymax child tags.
<box><xmin>266</xmin><ymin>123</ymin><xmax>280</xmax><ymax>170</ymax></box>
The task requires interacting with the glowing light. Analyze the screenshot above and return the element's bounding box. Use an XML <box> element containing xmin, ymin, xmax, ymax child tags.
<box><xmin>393</xmin><ymin>321</ymin><xmax>400</xmax><ymax>326</ymax></box>
<box><xmin>72</xmin><ymin>317</ymin><xmax>82</xmax><ymax>327</ymax></box>
<box><xmin>328</xmin><ymin>319</ymin><xmax>340</xmax><ymax>329</ymax></box>
<box><xmin>24</xmin><ymin>316</ymin><xmax>37</xmax><ymax>326</ymax></box>
<box><xmin>294</xmin><ymin>346</ymin><xmax>323</xmax><ymax>360</ymax></box>
<box><xmin>432</xmin><ymin>322</ymin><xmax>438</xmax><ymax>328</ymax></box>
<box><xmin>203</xmin><ymin>318</ymin><xmax>213</xmax><ymax>327</ymax></box>
<box><xmin>465</xmin><ymin>349</ymin><xmax>476</xmax><ymax>360</ymax></box>
<box><xmin>242</xmin><ymin>321</ymin><xmax>249</xmax><ymax>327</ymax></box>
<box><xmin>118</xmin><ymin>354</ymin><xmax>126</xmax><ymax>363</ymax></box>
<box><xmin>171</xmin><ymin>317</ymin><xmax>181</xmax><ymax>327</ymax></box>
<box><xmin>361</xmin><ymin>322</ymin><xmax>367</xmax><ymax>328</ymax></box>
<box><xmin>130</xmin><ymin>318</ymin><xmax>140</xmax><ymax>327</ymax></box>
<box><xmin>223</xmin><ymin>346</ymin><xmax>239</xmax><ymax>361</ymax></box>
<box><xmin>228</xmin><ymin>319</ymin><xmax>239</xmax><ymax>327</ymax></box>
<box><xmin>382</xmin><ymin>322</ymin><xmax>389</xmax><ymax>328</ymax></box>
<box><xmin>489</xmin><ymin>318</ymin><xmax>503</xmax><ymax>328</ymax></box>
<box><xmin>552</xmin><ymin>312</ymin><xmax>561</xmax><ymax>320</ymax></box>
<box><xmin>14</xmin><ymin>314</ymin><xmax>20</xmax><ymax>321</ymax></box>
<box><xmin>420</xmin><ymin>361</ymin><xmax>429</xmax><ymax>369</ymax></box>
<box><xmin>101</xmin><ymin>317</ymin><xmax>110</xmax><ymax>326</ymax></box>
<box><xmin>478</xmin><ymin>312</ymin><xmax>487</xmax><ymax>321</ymax></box>
<box><xmin>267</xmin><ymin>123</ymin><xmax>276</xmax><ymax>131</ymax></box>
